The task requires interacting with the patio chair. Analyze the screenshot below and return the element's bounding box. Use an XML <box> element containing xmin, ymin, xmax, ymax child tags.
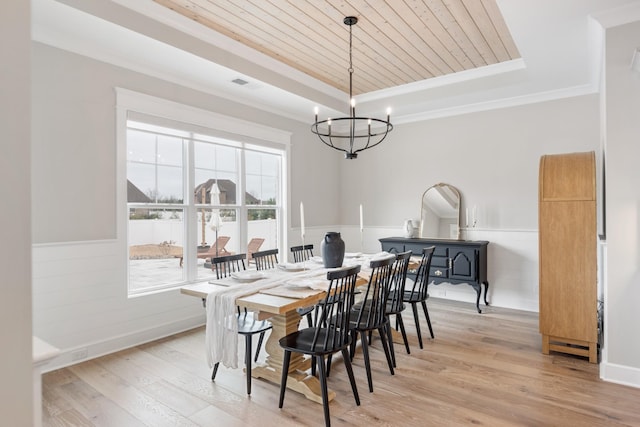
<box><xmin>246</xmin><ymin>237</ymin><xmax>265</xmax><ymax>263</ymax></box>
<box><xmin>178</xmin><ymin>235</ymin><xmax>231</xmax><ymax>267</ymax></box>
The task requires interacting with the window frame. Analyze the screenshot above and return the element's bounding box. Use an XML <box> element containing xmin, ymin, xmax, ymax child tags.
<box><xmin>116</xmin><ymin>88</ymin><xmax>291</xmax><ymax>296</ymax></box>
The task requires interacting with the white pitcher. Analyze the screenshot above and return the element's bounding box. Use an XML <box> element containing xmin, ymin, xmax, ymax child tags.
<box><xmin>403</xmin><ymin>219</ymin><xmax>416</xmax><ymax>238</ymax></box>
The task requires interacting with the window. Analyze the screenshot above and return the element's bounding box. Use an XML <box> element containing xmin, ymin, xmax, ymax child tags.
<box><xmin>118</xmin><ymin>89</ymin><xmax>289</xmax><ymax>295</ymax></box>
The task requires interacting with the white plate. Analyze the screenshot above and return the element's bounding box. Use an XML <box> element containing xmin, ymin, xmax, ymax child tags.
<box><xmin>344</xmin><ymin>252</ymin><xmax>363</xmax><ymax>258</ymax></box>
<box><xmin>230</xmin><ymin>271</ymin><xmax>266</xmax><ymax>282</ymax></box>
<box><xmin>370</xmin><ymin>251</ymin><xmax>394</xmax><ymax>261</ymax></box>
<box><xmin>277</xmin><ymin>263</ymin><xmax>308</xmax><ymax>272</ymax></box>
<box><xmin>284</xmin><ymin>278</ymin><xmax>328</xmax><ymax>290</ymax></box>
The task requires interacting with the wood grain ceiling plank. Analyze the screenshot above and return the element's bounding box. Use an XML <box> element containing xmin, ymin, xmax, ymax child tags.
<box><xmin>385</xmin><ymin>0</ymin><xmax>465</xmax><ymax>74</ymax></box>
<box><xmin>291</xmin><ymin>0</ymin><xmax>385</xmax><ymax>93</ymax></box>
<box><xmin>480</xmin><ymin>0</ymin><xmax>520</xmax><ymax>59</ymax></box>
<box><xmin>441</xmin><ymin>0</ymin><xmax>497</xmax><ymax>65</ymax></box>
<box><xmin>154</xmin><ymin>0</ymin><xmax>521</xmax><ymax>94</ymax></box>
<box><xmin>222</xmin><ymin>0</ymin><xmax>348</xmax><ymax>87</ymax></box>
<box><xmin>274</xmin><ymin>0</ymin><xmax>365</xmax><ymax>93</ymax></box>
<box><xmin>290</xmin><ymin>0</ymin><xmax>385</xmax><ymax>94</ymax></box>
<box><xmin>461</xmin><ymin>0</ymin><xmax>510</xmax><ymax>62</ymax></box>
<box><xmin>154</xmin><ymin>0</ymin><xmax>343</xmax><ymax>89</ymax></box>
<box><xmin>404</xmin><ymin>0</ymin><xmax>477</xmax><ymax>70</ymax></box>
<box><xmin>336</xmin><ymin>0</ymin><xmax>426</xmax><ymax>87</ymax></box>
<box><xmin>293</xmin><ymin>0</ymin><xmax>399</xmax><ymax>94</ymax></box>
<box><xmin>361</xmin><ymin>0</ymin><xmax>444</xmax><ymax>78</ymax></box>
<box><xmin>425</xmin><ymin>0</ymin><xmax>486</xmax><ymax>67</ymax></box>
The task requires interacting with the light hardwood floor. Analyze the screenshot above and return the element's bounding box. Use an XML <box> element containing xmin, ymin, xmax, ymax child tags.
<box><xmin>42</xmin><ymin>299</ymin><xmax>640</xmax><ymax>426</ymax></box>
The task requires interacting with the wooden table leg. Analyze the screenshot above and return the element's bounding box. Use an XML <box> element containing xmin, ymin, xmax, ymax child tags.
<box><xmin>251</xmin><ymin>310</ymin><xmax>335</xmax><ymax>404</ymax></box>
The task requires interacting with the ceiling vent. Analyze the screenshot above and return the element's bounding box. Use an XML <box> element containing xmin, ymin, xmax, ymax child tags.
<box><xmin>231</xmin><ymin>78</ymin><xmax>249</xmax><ymax>86</ymax></box>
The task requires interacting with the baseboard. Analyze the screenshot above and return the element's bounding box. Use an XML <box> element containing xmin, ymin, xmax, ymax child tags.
<box><xmin>41</xmin><ymin>314</ymin><xmax>205</xmax><ymax>373</ymax></box>
<box><xmin>600</xmin><ymin>361</ymin><xmax>640</xmax><ymax>389</ymax></box>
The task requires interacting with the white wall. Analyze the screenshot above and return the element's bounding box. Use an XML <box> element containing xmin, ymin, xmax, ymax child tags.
<box><xmin>0</xmin><ymin>1</ymin><xmax>34</xmax><ymax>424</ymax></box>
<box><xmin>602</xmin><ymin>19</ymin><xmax>640</xmax><ymax>386</ymax></box>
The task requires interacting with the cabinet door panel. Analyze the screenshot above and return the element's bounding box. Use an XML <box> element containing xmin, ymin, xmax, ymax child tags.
<box><xmin>450</xmin><ymin>248</ymin><xmax>476</xmax><ymax>281</ymax></box>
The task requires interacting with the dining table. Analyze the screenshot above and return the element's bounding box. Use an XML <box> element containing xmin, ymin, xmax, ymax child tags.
<box><xmin>180</xmin><ymin>252</ymin><xmax>421</xmax><ymax>404</ymax></box>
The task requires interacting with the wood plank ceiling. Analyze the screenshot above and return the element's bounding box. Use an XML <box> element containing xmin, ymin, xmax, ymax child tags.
<box><xmin>152</xmin><ymin>0</ymin><xmax>520</xmax><ymax>95</ymax></box>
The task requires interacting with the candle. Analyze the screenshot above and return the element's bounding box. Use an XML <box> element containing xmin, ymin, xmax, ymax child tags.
<box><xmin>466</xmin><ymin>208</ymin><xmax>469</xmax><ymax>228</ymax></box>
<box><xmin>300</xmin><ymin>202</ymin><xmax>305</xmax><ymax>239</ymax></box>
<box><xmin>472</xmin><ymin>205</ymin><xmax>477</xmax><ymax>227</ymax></box>
<box><xmin>359</xmin><ymin>204</ymin><xmax>364</xmax><ymax>232</ymax></box>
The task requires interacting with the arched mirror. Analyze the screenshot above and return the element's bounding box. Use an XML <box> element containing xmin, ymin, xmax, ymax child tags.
<box><xmin>420</xmin><ymin>183</ymin><xmax>461</xmax><ymax>239</ymax></box>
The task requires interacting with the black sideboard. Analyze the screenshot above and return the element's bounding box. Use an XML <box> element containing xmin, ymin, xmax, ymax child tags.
<box><xmin>379</xmin><ymin>237</ymin><xmax>490</xmax><ymax>313</ymax></box>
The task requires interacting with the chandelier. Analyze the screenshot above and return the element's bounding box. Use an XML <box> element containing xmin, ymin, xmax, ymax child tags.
<box><xmin>311</xmin><ymin>16</ymin><xmax>393</xmax><ymax>159</ymax></box>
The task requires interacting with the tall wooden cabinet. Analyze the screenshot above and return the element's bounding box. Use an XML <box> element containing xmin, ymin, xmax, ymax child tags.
<box><xmin>538</xmin><ymin>151</ymin><xmax>598</xmax><ymax>363</ymax></box>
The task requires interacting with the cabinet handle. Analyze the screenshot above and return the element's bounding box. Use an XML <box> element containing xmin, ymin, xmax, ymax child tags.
<box><xmin>448</xmin><ymin>258</ymin><xmax>452</xmax><ymax>269</ymax></box>
<box><xmin>434</xmin><ymin>269</ymin><xmax>442</xmax><ymax>277</ymax></box>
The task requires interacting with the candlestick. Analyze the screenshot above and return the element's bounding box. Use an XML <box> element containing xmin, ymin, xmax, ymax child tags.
<box><xmin>359</xmin><ymin>204</ymin><xmax>364</xmax><ymax>253</ymax></box>
<box><xmin>472</xmin><ymin>205</ymin><xmax>477</xmax><ymax>228</ymax></box>
<box><xmin>300</xmin><ymin>202</ymin><xmax>305</xmax><ymax>239</ymax></box>
<box><xmin>466</xmin><ymin>208</ymin><xmax>469</xmax><ymax>228</ymax></box>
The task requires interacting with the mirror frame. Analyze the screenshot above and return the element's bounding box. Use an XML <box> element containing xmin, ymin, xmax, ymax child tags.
<box><xmin>419</xmin><ymin>183</ymin><xmax>461</xmax><ymax>240</ymax></box>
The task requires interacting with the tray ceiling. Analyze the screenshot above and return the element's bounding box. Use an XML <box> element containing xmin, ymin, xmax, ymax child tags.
<box><xmin>152</xmin><ymin>0</ymin><xmax>521</xmax><ymax>95</ymax></box>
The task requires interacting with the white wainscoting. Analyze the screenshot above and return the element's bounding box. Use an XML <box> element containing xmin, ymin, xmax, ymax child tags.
<box><xmin>32</xmin><ymin>240</ymin><xmax>205</xmax><ymax>372</ymax></box>
<box><xmin>336</xmin><ymin>226</ymin><xmax>540</xmax><ymax>312</ymax></box>
<box><xmin>34</xmin><ymin>227</ymin><xmax>539</xmax><ymax>372</ymax></box>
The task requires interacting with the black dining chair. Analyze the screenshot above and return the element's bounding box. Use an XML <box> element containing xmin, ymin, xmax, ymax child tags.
<box><xmin>384</xmin><ymin>251</ymin><xmax>413</xmax><ymax>366</ymax></box>
<box><xmin>290</xmin><ymin>244</ymin><xmax>315</xmax><ymax>327</ymax></box>
<box><xmin>278</xmin><ymin>265</ymin><xmax>362</xmax><ymax>427</ymax></box>
<box><xmin>290</xmin><ymin>244</ymin><xmax>314</xmax><ymax>262</ymax></box>
<box><xmin>330</xmin><ymin>256</ymin><xmax>395</xmax><ymax>393</ymax></box>
<box><xmin>402</xmin><ymin>246</ymin><xmax>436</xmax><ymax>348</ymax></box>
<box><xmin>209</xmin><ymin>253</ymin><xmax>272</xmax><ymax>395</ymax></box>
<box><xmin>252</xmin><ymin>248</ymin><xmax>279</xmax><ymax>271</ymax></box>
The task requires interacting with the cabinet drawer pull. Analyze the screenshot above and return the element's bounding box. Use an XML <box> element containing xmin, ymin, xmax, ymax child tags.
<box><xmin>434</xmin><ymin>269</ymin><xmax>443</xmax><ymax>277</ymax></box>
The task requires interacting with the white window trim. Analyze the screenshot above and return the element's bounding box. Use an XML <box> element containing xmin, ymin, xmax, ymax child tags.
<box><xmin>116</xmin><ymin>87</ymin><xmax>291</xmax><ymax>296</ymax></box>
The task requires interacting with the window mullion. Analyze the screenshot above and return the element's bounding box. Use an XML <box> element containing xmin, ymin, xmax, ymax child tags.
<box><xmin>185</xmin><ymin>135</ymin><xmax>196</xmax><ymax>280</ymax></box>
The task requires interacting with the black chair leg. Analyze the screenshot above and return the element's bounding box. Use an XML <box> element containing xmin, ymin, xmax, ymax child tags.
<box><xmin>306</xmin><ymin>312</ymin><xmax>314</xmax><ymax>328</ymax></box>
<box><xmin>421</xmin><ymin>300</ymin><xmax>434</xmax><ymax>339</ymax></box>
<box><xmin>378</xmin><ymin>326</ymin><xmax>395</xmax><ymax>376</ymax></box>
<box><xmin>279</xmin><ymin>350</ymin><xmax>291</xmax><ymax>408</ymax></box>
<box><xmin>411</xmin><ymin>302</ymin><xmax>424</xmax><ymax>349</ymax></box>
<box><xmin>316</xmin><ymin>355</ymin><xmax>331</xmax><ymax>427</ymax></box>
<box><xmin>349</xmin><ymin>330</ymin><xmax>357</xmax><ymax>361</ymax></box>
<box><xmin>255</xmin><ymin>331</ymin><xmax>265</xmax><ymax>362</ymax></box>
<box><xmin>245</xmin><ymin>334</ymin><xmax>252</xmax><ymax>395</ymax></box>
<box><xmin>342</xmin><ymin>348</ymin><xmax>360</xmax><ymax>405</ymax></box>
<box><xmin>211</xmin><ymin>362</ymin><xmax>219</xmax><ymax>381</ymax></box>
<box><xmin>326</xmin><ymin>354</ymin><xmax>332</xmax><ymax>377</ymax></box>
<box><xmin>396</xmin><ymin>313</ymin><xmax>410</xmax><ymax>354</ymax></box>
<box><xmin>385</xmin><ymin>321</ymin><xmax>396</xmax><ymax>368</ymax></box>
<box><xmin>312</xmin><ymin>353</ymin><xmax>318</xmax><ymax>377</ymax></box>
<box><xmin>359</xmin><ymin>331</ymin><xmax>374</xmax><ymax>392</ymax></box>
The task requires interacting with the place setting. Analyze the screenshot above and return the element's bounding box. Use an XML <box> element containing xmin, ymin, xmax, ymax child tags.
<box><xmin>208</xmin><ymin>270</ymin><xmax>268</xmax><ymax>286</ymax></box>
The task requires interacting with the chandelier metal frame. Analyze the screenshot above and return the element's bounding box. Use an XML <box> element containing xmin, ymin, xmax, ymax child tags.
<box><xmin>311</xmin><ymin>16</ymin><xmax>393</xmax><ymax>159</ymax></box>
